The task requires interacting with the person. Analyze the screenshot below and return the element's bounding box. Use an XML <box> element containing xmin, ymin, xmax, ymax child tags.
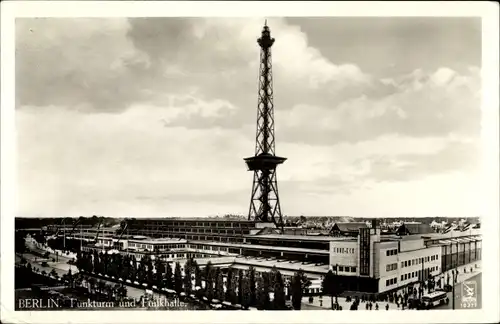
<box><xmin>375</xmin><ymin>303</ymin><xmax>379</xmax><ymax>310</ymax></box>
<box><xmin>385</xmin><ymin>304</ymin><xmax>389</xmax><ymax>310</ymax></box>
<box><xmin>366</xmin><ymin>302</ymin><xmax>369</xmax><ymax>310</ymax></box>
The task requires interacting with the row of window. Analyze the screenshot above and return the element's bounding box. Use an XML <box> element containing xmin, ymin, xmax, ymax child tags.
<box><xmin>123</xmin><ymin>252</ymin><xmax>187</xmax><ymax>260</ymax></box>
<box><xmin>401</xmin><ymin>254</ymin><xmax>439</xmax><ymax>268</ymax></box>
<box><xmin>386</xmin><ymin>249</ymin><xmax>398</xmax><ymax>256</ymax></box>
<box><xmin>141</xmin><ymin>222</ymin><xmax>254</xmax><ymax>228</ymax></box>
<box><xmin>385</xmin><ymin>277</ymin><xmax>397</xmax><ymax>287</ymax></box>
<box><xmin>128</xmin><ymin>243</ymin><xmax>186</xmax><ymax>250</ymax></box>
<box><xmin>332</xmin><ymin>247</ymin><xmax>355</xmax><ymax>254</ymax></box>
<box><xmin>337</xmin><ymin>265</ymin><xmax>357</xmax><ymax>273</ymax></box>
<box><xmin>138</xmin><ymin>233</ymin><xmax>246</xmax><ymax>244</ymax></box>
<box><xmin>141</xmin><ymin>228</ymin><xmax>251</xmax><ymax>235</ymax></box>
<box><xmin>400</xmin><ymin>266</ymin><xmax>439</xmax><ymax>281</ymax></box>
<box><xmin>189</xmin><ymin>244</ymin><xmax>232</xmax><ymax>253</ymax></box>
<box><xmin>386</xmin><ymin>263</ymin><xmax>398</xmax><ymax>272</ymax></box>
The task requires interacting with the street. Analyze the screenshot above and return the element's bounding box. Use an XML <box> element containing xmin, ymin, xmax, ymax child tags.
<box><xmin>435</xmin><ymin>273</ymin><xmax>481</xmax><ymax>310</ymax></box>
<box><xmin>18</xmin><ymin>251</ymin><xmax>171</xmax><ymax>300</ymax></box>
<box><xmin>18</xmin><ymin>252</ymin><xmax>77</xmax><ymax>277</ymax></box>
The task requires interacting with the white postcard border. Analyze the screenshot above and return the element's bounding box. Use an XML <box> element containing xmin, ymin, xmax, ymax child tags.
<box><xmin>1</xmin><ymin>1</ymin><xmax>499</xmax><ymax>323</ymax></box>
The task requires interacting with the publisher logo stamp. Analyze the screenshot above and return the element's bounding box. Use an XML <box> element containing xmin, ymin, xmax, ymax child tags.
<box><xmin>461</xmin><ymin>280</ymin><xmax>478</xmax><ymax>309</ymax></box>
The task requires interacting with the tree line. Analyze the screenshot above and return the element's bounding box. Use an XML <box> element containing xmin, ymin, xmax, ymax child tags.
<box><xmin>76</xmin><ymin>250</ymin><xmax>315</xmax><ymax>310</ymax></box>
<box><xmin>17</xmin><ymin>260</ymin><xmax>129</xmax><ymax>305</ymax></box>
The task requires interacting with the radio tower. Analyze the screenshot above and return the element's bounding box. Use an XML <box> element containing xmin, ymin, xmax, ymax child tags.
<box><xmin>244</xmin><ymin>21</ymin><xmax>286</xmax><ymax>231</ymax></box>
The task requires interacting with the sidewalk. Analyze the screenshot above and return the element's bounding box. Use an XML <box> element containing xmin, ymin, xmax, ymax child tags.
<box><xmin>434</xmin><ymin>261</ymin><xmax>481</xmax><ymax>288</ymax></box>
<box><xmin>301</xmin><ymin>295</ymin><xmax>399</xmax><ymax>311</ymax></box>
<box><xmin>301</xmin><ymin>261</ymin><xmax>481</xmax><ymax>311</ymax></box>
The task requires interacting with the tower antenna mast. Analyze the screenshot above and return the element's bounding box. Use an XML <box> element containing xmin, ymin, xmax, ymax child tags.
<box><xmin>244</xmin><ymin>22</ymin><xmax>286</xmax><ymax>231</ymax></box>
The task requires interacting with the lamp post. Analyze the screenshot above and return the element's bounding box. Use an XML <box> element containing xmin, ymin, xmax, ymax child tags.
<box><xmin>451</xmin><ymin>270</ymin><xmax>458</xmax><ymax>310</ymax></box>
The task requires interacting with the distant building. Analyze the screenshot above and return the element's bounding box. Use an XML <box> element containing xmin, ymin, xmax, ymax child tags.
<box><xmin>395</xmin><ymin>223</ymin><xmax>433</xmax><ymax>236</ymax></box>
<box><xmin>329</xmin><ymin>222</ymin><xmax>368</xmax><ymax>237</ymax></box>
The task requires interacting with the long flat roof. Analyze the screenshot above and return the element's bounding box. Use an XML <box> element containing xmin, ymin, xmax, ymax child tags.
<box><xmin>129</xmin><ymin>217</ymin><xmax>257</xmax><ymax>222</ymax></box>
<box><xmin>189</xmin><ymin>240</ymin><xmax>330</xmax><ymax>255</ymax></box>
<box><xmin>421</xmin><ymin>229</ymin><xmax>481</xmax><ymax>240</ymax></box>
<box><xmin>129</xmin><ymin>238</ymin><xmax>187</xmax><ymax>244</ymax></box>
<box><xmin>245</xmin><ymin>234</ymin><xmax>356</xmax><ymax>242</ymax></box>
<box><xmin>233</xmin><ymin>256</ymin><xmax>329</xmax><ymax>276</ymax></box>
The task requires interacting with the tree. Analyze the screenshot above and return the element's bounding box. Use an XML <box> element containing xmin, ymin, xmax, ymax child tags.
<box><xmin>193</xmin><ymin>260</ymin><xmax>202</xmax><ymax>288</ymax></box>
<box><xmin>321</xmin><ymin>270</ymin><xmax>342</xmax><ymax>309</ymax></box>
<box><xmin>66</xmin><ymin>269</ymin><xmax>74</xmax><ymax>288</ymax></box>
<box><xmin>227</xmin><ymin>268</ymin><xmax>238</xmax><ymax>304</ymax></box>
<box><xmin>237</xmin><ymin>269</ymin><xmax>244</xmax><ymax>305</ymax></box>
<box><xmin>225</xmin><ymin>268</ymin><xmax>234</xmax><ymax>302</ymax></box>
<box><xmin>272</xmin><ymin>270</ymin><xmax>286</xmax><ymax>310</ymax></box>
<box><xmin>174</xmin><ymin>262</ymin><xmax>183</xmax><ymax>294</ymax></box>
<box><xmin>206</xmin><ymin>269</ymin><xmax>215</xmax><ymax>301</ymax></box>
<box><xmin>269</xmin><ymin>266</ymin><xmax>279</xmax><ymax>284</ymax></box>
<box><xmin>248</xmin><ymin>266</ymin><xmax>257</xmax><ymax>306</ymax></box>
<box><xmin>145</xmin><ymin>256</ymin><xmax>155</xmax><ymax>286</ymax></box>
<box><xmin>240</xmin><ymin>272</ymin><xmax>252</xmax><ymax>309</ymax></box>
<box><xmin>184</xmin><ymin>261</ymin><xmax>193</xmax><ymax>295</ymax></box>
<box><xmin>165</xmin><ymin>262</ymin><xmax>173</xmax><ymax>289</ymax></box>
<box><xmin>256</xmin><ymin>273</ymin><xmax>271</xmax><ymax>310</ymax></box>
<box><xmin>291</xmin><ymin>273</ymin><xmax>303</xmax><ymax>310</ymax></box>
<box><xmin>291</xmin><ymin>270</ymin><xmax>311</xmax><ymax>310</ymax></box>
<box><xmin>204</xmin><ymin>262</ymin><xmax>214</xmax><ymax>300</ymax></box>
<box><xmin>214</xmin><ymin>269</ymin><xmax>224</xmax><ymax>302</ymax></box>
<box><xmin>76</xmin><ymin>251</ymin><xmax>84</xmax><ymax>272</ymax></box>
<box><xmin>137</xmin><ymin>256</ymin><xmax>147</xmax><ymax>283</ymax></box>
<box><xmin>129</xmin><ymin>255</ymin><xmax>138</xmax><ymax>281</ymax></box>
<box><xmin>101</xmin><ymin>252</ymin><xmax>109</xmax><ymax>276</ymax></box>
<box><xmin>110</xmin><ymin>253</ymin><xmax>123</xmax><ymax>278</ymax></box>
<box><xmin>119</xmin><ymin>254</ymin><xmax>130</xmax><ymax>280</ymax></box>
<box><xmin>155</xmin><ymin>258</ymin><xmax>166</xmax><ymax>289</ymax></box>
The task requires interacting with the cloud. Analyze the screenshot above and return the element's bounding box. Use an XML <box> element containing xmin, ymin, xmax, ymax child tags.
<box><xmin>278</xmin><ymin>66</ymin><xmax>480</xmax><ymax>145</ymax></box>
<box><xmin>356</xmin><ymin>139</ymin><xmax>480</xmax><ymax>183</ymax></box>
<box><xmin>15</xmin><ymin>18</ymin><xmax>482</xmax><ymax>217</ymax></box>
<box><xmin>16</xmin><ymin>18</ymin><xmax>377</xmax><ymax>115</ymax></box>
<box><xmin>16</xmin><ymin>18</ymin><xmax>153</xmax><ymax>112</ymax></box>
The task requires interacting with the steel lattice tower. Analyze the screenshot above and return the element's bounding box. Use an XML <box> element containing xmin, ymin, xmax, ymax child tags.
<box><xmin>244</xmin><ymin>22</ymin><xmax>286</xmax><ymax>230</ymax></box>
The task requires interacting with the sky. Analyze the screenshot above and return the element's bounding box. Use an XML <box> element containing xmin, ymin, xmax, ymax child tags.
<box><xmin>15</xmin><ymin>17</ymin><xmax>482</xmax><ymax>218</ymax></box>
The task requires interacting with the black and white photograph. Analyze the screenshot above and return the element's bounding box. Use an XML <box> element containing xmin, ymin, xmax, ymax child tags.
<box><xmin>1</xmin><ymin>1</ymin><xmax>499</xmax><ymax>324</ymax></box>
